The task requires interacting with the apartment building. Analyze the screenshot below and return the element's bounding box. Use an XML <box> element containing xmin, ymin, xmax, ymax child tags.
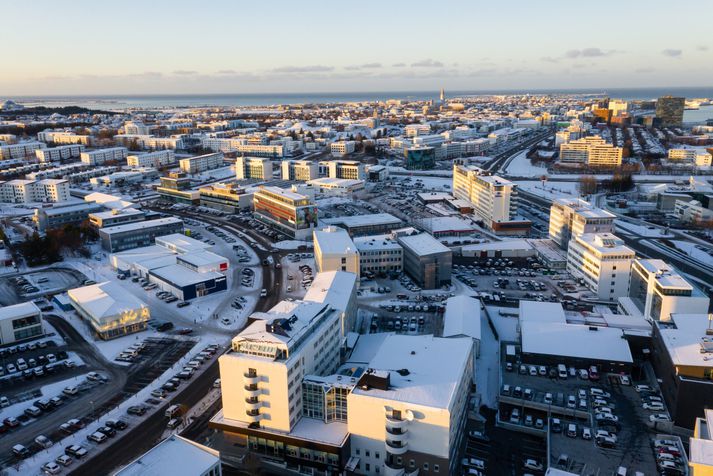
<box><xmin>199</xmin><ymin>183</ymin><xmax>253</xmax><ymax>213</ymax></box>
<box><xmin>548</xmin><ymin>198</ymin><xmax>615</xmax><ymax>249</ymax></box>
<box><xmin>330</xmin><ymin>141</ymin><xmax>356</xmax><ymax>157</ymax></box>
<box><xmin>236</xmin><ymin>156</ymin><xmax>273</xmax><ymax>180</ymax></box>
<box><xmin>566</xmin><ymin>233</ymin><xmax>635</xmax><ymax>301</ymax></box>
<box><xmin>0</xmin><ymin>302</ymin><xmax>44</xmax><ymax>345</ymax></box>
<box><xmin>0</xmin><ymin>178</ymin><xmax>70</xmax><ymax>203</ymax></box>
<box><xmin>179</xmin><ymin>152</ymin><xmax>224</xmax><ymax>174</ymax></box>
<box><xmin>0</xmin><ymin>141</ymin><xmax>45</xmax><ymax>160</ymax></box>
<box><xmin>354</xmin><ymin>234</ymin><xmax>403</xmax><ymax>276</ymax></box>
<box><xmin>624</xmin><ymin>259</ymin><xmax>710</xmax><ymax>322</ymax></box>
<box><xmin>559</xmin><ymin>136</ymin><xmax>623</xmax><ymax>166</ymax></box>
<box><xmin>123</xmin><ymin>121</ymin><xmax>155</xmax><ymax>136</ymax></box>
<box><xmin>282</xmin><ymin>160</ymin><xmax>319</xmax><ymax>181</ymax></box>
<box><xmin>253</xmin><ymin>186</ymin><xmax>318</xmax><ymax>240</ymax></box>
<box><xmin>452</xmin><ymin>164</ymin><xmax>530</xmax><ymax>234</ymax></box>
<box><xmin>313</xmin><ymin>227</ymin><xmax>360</xmax><ymax>279</ymax></box>
<box><xmin>348</xmin><ymin>335</ymin><xmax>474</xmax><ymax>476</ymax></box>
<box><xmin>404</xmin><ymin>123</ymin><xmax>431</xmax><ymax>137</ymax></box>
<box><xmin>328</xmin><ymin>160</ymin><xmax>366</xmax><ymax>180</ymax></box>
<box><xmin>38</xmin><ymin>131</ymin><xmax>92</xmax><ymax>145</ymax></box>
<box><xmin>80</xmin><ymin>147</ymin><xmax>128</xmax><ymax>165</ymax></box>
<box><xmin>98</xmin><ymin>217</ymin><xmax>184</xmax><ymax>252</ymax></box>
<box><xmin>397</xmin><ymin>232</ymin><xmax>452</xmax><ymax>289</ymax></box>
<box><xmin>114</xmin><ymin>134</ymin><xmax>185</xmax><ymax>150</ymax></box>
<box><xmin>126</xmin><ymin>150</ymin><xmax>176</xmax><ymax>168</ymax></box>
<box><xmin>35</xmin><ymin>144</ymin><xmax>84</xmax><ymax>162</ymax></box>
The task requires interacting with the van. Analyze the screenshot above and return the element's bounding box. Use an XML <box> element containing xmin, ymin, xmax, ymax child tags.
<box><xmin>617</xmin><ymin>467</ymin><xmax>627</xmax><ymax>476</ymax></box>
<box><xmin>165</xmin><ymin>404</ymin><xmax>181</xmax><ymax>418</ymax></box>
<box><xmin>557</xmin><ymin>364</ymin><xmax>567</xmax><ymax>379</ymax></box>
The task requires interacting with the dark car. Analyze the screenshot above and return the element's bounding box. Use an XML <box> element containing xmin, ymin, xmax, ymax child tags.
<box><xmin>96</xmin><ymin>426</ymin><xmax>116</xmax><ymax>437</ymax></box>
<box><xmin>127</xmin><ymin>405</ymin><xmax>147</xmax><ymax>416</ymax></box>
<box><xmin>177</xmin><ymin>328</ymin><xmax>193</xmax><ymax>335</ymax></box>
<box><xmin>106</xmin><ymin>419</ymin><xmax>128</xmax><ymax>431</ymax></box>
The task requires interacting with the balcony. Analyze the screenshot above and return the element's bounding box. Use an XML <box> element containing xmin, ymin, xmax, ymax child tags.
<box><xmin>386</xmin><ymin>425</ymin><xmax>407</xmax><ymax>436</ymax></box>
<box><xmin>244</xmin><ymin>384</ymin><xmax>261</xmax><ymax>397</ymax></box>
<box><xmin>385</xmin><ymin>415</ymin><xmax>407</xmax><ymax>430</ymax></box>
<box><xmin>245</xmin><ymin>409</ymin><xmax>262</xmax><ymax>423</ymax></box>
<box><xmin>243</xmin><ymin>372</ymin><xmax>259</xmax><ymax>385</ymax></box>
<box><xmin>385</xmin><ymin>439</ymin><xmax>408</xmax><ymax>455</ymax></box>
<box><xmin>245</xmin><ymin>397</ymin><xmax>262</xmax><ymax>411</ymax></box>
<box><xmin>383</xmin><ymin>462</ymin><xmax>405</xmax><ymax>476</ymax></box>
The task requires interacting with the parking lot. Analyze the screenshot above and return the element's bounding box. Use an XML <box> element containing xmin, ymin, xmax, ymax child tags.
<box><xmin>0</xmin><ymin>268</ymin><xmax>86</xmax><ymax>306</ymax></box>
<box><xmin>499</xmin><ymin>349</ymin><xmax>664</xmax><ymax>475</ymax></box>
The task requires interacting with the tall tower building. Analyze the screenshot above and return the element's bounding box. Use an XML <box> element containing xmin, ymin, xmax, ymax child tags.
<box><xmin>440</xmin><ymin>88</ymin><xmax>445</xmax><ymax>102</ymax></box>
<box><xmin>656</xmin><ymin>96</ymin><xmax>685</xmax><ymax>127</ymax></box>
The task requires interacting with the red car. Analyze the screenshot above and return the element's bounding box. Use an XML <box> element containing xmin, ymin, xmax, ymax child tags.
<box><xmin>3</xmin><ymin>417</ymin><xmax>19</xmax><ymax>428</ymax></box>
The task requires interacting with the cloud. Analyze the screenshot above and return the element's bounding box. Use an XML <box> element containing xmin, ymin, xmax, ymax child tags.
<box><xmin>635</xmin><ymin>67</ymin><xmax>655</xmax><ymax>73</ymax></box>
<box><xmin>128</xmin><ymin>71</ymin><xmax>163</xmax><ymax>79</ymax></box>
<box><xmin>411</xmin><ymin>58</ymin><xmax>444</xmax><ymax>68</ymax></box>
<box><xmin>696</xmin><ymin>45</ymin><xmax>709</xmax><ymax>52</ymax></box>
<box><xmin>392</xmin><ymin>62</ymin><xmax>406</xmax><ymax>67</ymax></box>
<box><xmin>662</xmin><ymin>49</ymin><xmax>682</xmax><ymax>57</ymax></box>
<box><xmin>540</xmin><ymin>56</ymin><xmax>559</xmax><ymax>63</ymax></box>
<box><xmin>344</xmin><ymin>62</ymin><xmax>382</xmax><ymax>71</ymax></box>
<box><xmin>271</xmin><ymin>65</ymin><xmax>334</xmax><ymax>73</ymax></box>
<box><xmin>172</xmin><ymin>70</ymin><xmax>198</xmax><ymax>75</ymax></box>
<box><xmin>564</xmin><ymin>48</ymin><xmax>616</xmax><ymax>59</ymax></box>
<box><xmin>216</xmin><ymin>69</ymin><xmax>237</xmax><ymax>74</ymax></box>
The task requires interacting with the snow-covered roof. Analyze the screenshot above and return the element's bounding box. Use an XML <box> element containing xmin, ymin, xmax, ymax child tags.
<box><xmin>99</xmin><ymin>217</ymin><xmax>182</xmax><ymax>235</ymax></box>
<box><xmin>155</xmin><ymin>233</ymin><xmax>211</xmax><ymax>253</ymax></box>
<box><xmin>313</xmin><ymin>227</ymin><xmax>357</xmax><ymax>256</ymax></box>
<box><xmin>421</xmin><ymin>216</ymin><xmax>476</xmax><ymax>234</ymax></box>
<box><xmin>519</xmin><ymin>301</ymin><xmax>633</xmax><ymax>363</ymax></box>
<box><xmin>67</xmin><ymin>281</ymin><xmax>148</xmax><ymax>323</ymax></box>
<box><xmin>345</xmin><ymin>332</ymin><xmax>394</xmax><ymax>365</ymax></box>
<box><xmin>353</xmin><ymin>234</ymin><xmax>402</xmax><ymax>251</ymax></box>
<box><xmin>657</xmin><ymin>314</ymin><xmax>713</xmax><ymax>368</ymax></box>
<box><xmin>462</xmin><ymin>239</ymin><xmax>533</xmax><ymax>253</ymax></box>
<box><xmin>303</xmin><ymin>271</ymin><xmax>356</xmax><ymax>313</ymax></box>
<box><xmin>689</xmin><ymin>409</ymin><xmax>713</xmax><ymax>466</ymax></box>
<box><xmin>322</xmin><ymin>213</ymin><xmax>402</xmax><ymax>229</ymax></box>
<box><xmin>150</xmin><ymin>264</ymin><xmax>224</xmax><ymax>287</ymax></box>
<box><xmin>0</xmin><ymin>301</ymin><xmax>40</xmax><ymax>322</ymax></box>
<box><xmin>115</xmin><ymin>435</ymin><xmax>219</xmax><ymax>476</ymax></box>
<box><xmin>177</xmin><ymin>250</ymin><xmax>227</xmax><ymax>268</ymax></box>
<box><xmin>443</xmin><ymin>296</ymin><xmax>481</xmax><ymax>340</ymax></box>
<box><xmin>351</xmin><ymin>334</ymin><xmax>472</xmax><ymax>409</ymax></box>
<box><xmin>397</xmin><ymin>232</ymin><xmax>451</xmax><ymax>256</ymax></box>
<box><xmin>89</xmin><ymin>208</ymin><xmax>144</xmax><ymax>220</ymax></box>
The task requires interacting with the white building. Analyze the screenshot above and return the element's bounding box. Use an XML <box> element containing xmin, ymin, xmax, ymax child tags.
<box><xmin>115</xmin><ymin>435</ymin><xmax>221</xmax><ymax>476</ymax></box>
<box><xmin>330</xmin><ymin>141</ymin><xmax>356</xmax><ymax>157</ymax></box>
<box><xmin>353</xmin><ymin>234</ymin><xmax>403</xmax><ymax>276</ymax></box>
<box><xmin>179</xmin><ymin>152</ymin><xmax>224</xmax><ymax>174</ymax></box>
<box><xmin>35</xmin><ymin>145</ymin><xmax>84</xmax><ymax>162</ymax></box>
<box><xmin>302</xmin><ymin>270</ymin><xmax>358</xmax><ymax>340</ymax></box>
<box><xmin>566</xmin><ymin>233</ymin><xmax>635</xmax><ymax>301</ymax></box>
<box><xmin>0</xmin><ymin>302</ymin><xmax>44</xmax><ymax>345</ymax></box>
<box><xmin>404</xmin><ymin>124</ymin><xmax>431</xmax><ymax>137</ymax></box>
<box><xmin>689</xmin><ymin>409</ymin><xmax>713</xmax><ymax>475</ymax></box>
<box><xmin>0</xmin><ymin>141</ymin><xmax>45</xmax><ymax>160</ymax></box>
<box><xmin>548</xmin><ymin>198</ymin><xmax>615</xmax><ymax>249</ymax></box>
<box><xmin>306</xmin><ymin>177</ymin><xmax>365</xmax><ymax>196</ymax></box>
<box><xmin>559</xmin><ymin>136</ymin><xmax>623</xmax><ymax>167</ymax></box>
<box><xmin>667</xmin><ymin>148</ymin><xmax>713</xmax><ymax>167</ymax></box>
<box><xmin>122</xmin><ymin>121</ymin><xmax>155</xmax><ymax>136</ymax></box>
<box><xmin>67</xmin><ymin>281</ymin><xmax>150</xmax><ymax>340</ymax></box>
<box><xmin>674</xmin><ymin>200</ymin><xmax>713</xmax><ymax>223</ymax></box>
<box><xmin>347</xmin><ymin>334</ymin><xmax>474</xmax><ymax>476</ymax></box>
<box><xmin>313</xmin><ymin>227</ymin><xmax>360</xmax><ymax>279</ymax></box>
<box><xmin>623</xmin><ymin>259</ymin><xmax>710</xmax><ymax>322</ymax></box>
<box><xmin>81</xmin><ymin>147</ymin><xmax>128</xmax><ymax>165</ymax></box>
<box><xmin>236</xmin><ymin>156</ymin><xmax>273</xmax><ymax>180</ymax></box>
<box><xmin>127</xmin><ymin>150</ymin><xmax>176</xmax><ymax>168</ymax></box>
<box><xmin>0</xmin><ymin>178</ymin><xmax>70</xmax><ymax>203</ymax></box>
<box><xmin>38</xmin><ymin>131</ymin><xmax>91</xmax><ymax>145</ymax></box>
<box><xmin>281</xmin><ymin>160</ymin><xmax>319</xmax><ymax>181</ymax></box>
<box><xmin>328</xmin><ymin>160</ymin><xmax>365</xmax><ymax>180</ymax></box>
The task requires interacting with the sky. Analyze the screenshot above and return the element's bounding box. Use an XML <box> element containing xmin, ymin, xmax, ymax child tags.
<box><xmin>2</xmin><ymin>0</ymin><xmax>712</xmax><ymax>95</ymax></box>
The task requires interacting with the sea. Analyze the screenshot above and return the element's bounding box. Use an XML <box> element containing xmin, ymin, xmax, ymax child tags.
<box><xmin>8</xmin><ymin>86</ymin><xmax>713</xmax><ymax>122</ymax></box>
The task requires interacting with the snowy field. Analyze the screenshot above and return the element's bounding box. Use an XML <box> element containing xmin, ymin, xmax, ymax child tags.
<box><xmin>670</xmin><ymin>240</ymin><xmax>713</xmax><ymax>267</ymax></box>
<box><xmin>614</xmin><ymin>220</ymin><xmax>674</xmax><ymax>238</ymax></box>
<box><xmin>503</xmin><ymin>150</ymin><xmax>548</xmax><ymax>177</ymax></box>
<box><xmin>514</xmin><ymin>180</ymin><xmax>581</xmax><ymax>200</ymax></box>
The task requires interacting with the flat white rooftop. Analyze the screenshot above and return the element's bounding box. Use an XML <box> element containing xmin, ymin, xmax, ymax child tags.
<box><xmin>155</xmin><ymin>233</ymin><xmax>212</xmax><ymax>253</ymax></box>
<box><xmin>313</xmin><ymin>227</ymin><xmax>357</xmax><ymax>256</ymax></box>
<box><xmin>322</xmin><ymin>213</ymin><xmax>402</xmax><ymax>228</ymax></box>
<box><xmin>397</xmin><ymin>232</ymin><xmax>450</xmax><ymax>256</ymax></box>
<box><xmin>150</xmin><ymin>264</ymin><xmax>224</xmax><ymax>288</ymax></box>
<box><xmin>575</xmin><ymin>233</ymin><xmax>634</xmax><ymax>256</ymax></box>
<box><xmin>353</xmin><ymin>234</ymin><xmax>402</xmax><ymax>251</ymax></box>
<box><xmin>0</xmin><ymin>301</ymin><xmax>40</xmax><ymax>321</ymax></box>
<box><xmin>68</xmin><ymin>281</ymin><xmax>147</xmax><ymax>322</ymax></box>
<box><xmin>100</xmin><ymin>217</ymin><xmax>182</xmax><ymax>235</ymax></box>
<box><xmin>351</xmin><ymin>334</ymin><xmax>472</xmax><ymax>409</ymax></box>
<box><xmin>115</xmin><ymin>435</ymin><xmax>219</xmax><ymax>476</ymax></box>
<box><xmin>303</xmin><ymin>270</ymin><xmax>357</xmax><ymax>312</ymax></box>
<box><xmin>443</xmin><ymin>296</ymin><xmax>481</xmax><ymax>340</ymax></box>
<box><xmin>657</xmin><ymin>313</ymin><xmax>713</xmax><ymax>368</ymax></box>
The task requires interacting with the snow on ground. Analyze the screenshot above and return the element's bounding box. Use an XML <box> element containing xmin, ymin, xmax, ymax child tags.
<box><xmin>670</xmin><ymin>240</ymin><xmax>713</xmax><ymax>267</ymax></box>
<box><xmin>614</xmin><ymin>220</ymin><xmax>674</xmax><ymax>238</ymax></box>
<box><xmin>393</xmin><ymin>175</ymin><xmax>452</xmax><ymax>191</ymax></box>
<box><xmin>514</xmin><ymin>180</ymin><xmax>581</xmax><ymax>200</ymax></box>
<box><xmin>1</xmin><ymin>372</ymin><xmax>92</xmax><ymax>417</ymax></box>
<box><xmin>315</xmin><ymin>197</ymin><xmax>352</xmax><ymax>206</ymax></box>
<box><xmin>274</xmin><ymin>240</ymin><xmax>310</xmax><ymax>250</ymax></box>
<box><xmin>503</xmin><ymin>150</ymin><xmax>548</xmax><ymax>177</ymax></box>
<box><xmin>190</xmin><ymin>164</ymin><xmax>236</xmax><ymax>182</ymax></box>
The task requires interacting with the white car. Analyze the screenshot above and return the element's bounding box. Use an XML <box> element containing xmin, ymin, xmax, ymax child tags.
<box><xmin>523</xmin><ymin>459</ymin><xmax>544</xmax><ymax>471</ymax></box>
<box><xmin>41</xmin><ymin>462</ymin><xmax>62</xmax><ymax>475</ymax></box>
<box><xmin>635</xmin><ymin>384</ymin><xmax>653</xmax><ymax>393</ymax></box>
<box><xmin>643</xmin><ymin>402</ymin><xmax>665</xmax><ymax>411</ymax></box>
<box><xmin>650</xmin><ymin>413</ymin><xmax>671</xmax><ymax>422</ymax></box>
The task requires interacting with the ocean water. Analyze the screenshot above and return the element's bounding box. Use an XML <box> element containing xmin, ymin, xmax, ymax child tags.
<box><xmin>9</xmin><ymin>87</ymin><xmax>713</xmax><ymax>121</ymax></box>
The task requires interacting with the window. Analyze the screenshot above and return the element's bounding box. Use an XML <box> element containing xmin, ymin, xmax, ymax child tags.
<box><xmin>366</xmin><ymin>464</ymin><xmax>370</xmax><ymax>471</ymax></box>
<box><xmin>409</xmin><ymin>459</ymin><xmax>415</xmax><ymax>468</ymax></box>
<box><xmin>356</xmin><ymin>449</ymin><xmax>360</xmax><ymax>456</ymax></box>
<box><xmin>366</xmin><ymin>451</ymin><xmax>370</xmax><ymax>458</ymax></box>
<box><xmin>375</xmin><ymin>452</ymin><xmax>380</xmax><ymax>460</ymax></box>
<box><xmin>424</xmin><ymin>463</ymin><xmax>429</xmax><ymax>471</ymax></box>
<box><xmin>434</xmin><ymin>464</ymin><xmax>440</xmax><ymax>472</ymax></box>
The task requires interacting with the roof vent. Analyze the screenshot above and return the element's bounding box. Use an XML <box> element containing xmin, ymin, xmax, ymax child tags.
<box><xmin>396</xmin><ymin>368</ymin><xmax>410</xmax><ymax>376</ymax></box>
<box><xmin>588</xmin><ymin>326</ymin><xmax>598</xmax><ymax>331</ymax></box>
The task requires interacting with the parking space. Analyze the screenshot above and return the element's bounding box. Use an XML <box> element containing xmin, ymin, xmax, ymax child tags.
<box><xmin>0</xmin><ymin>268</ymin><xmax>86</xmax><ymax>305</ymax></box>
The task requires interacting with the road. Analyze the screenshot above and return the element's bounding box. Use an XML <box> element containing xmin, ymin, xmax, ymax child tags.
<box><xmin>484</xmin><ymin>130</ymin><xmax>553</xmax><ymax>173</ymax></box>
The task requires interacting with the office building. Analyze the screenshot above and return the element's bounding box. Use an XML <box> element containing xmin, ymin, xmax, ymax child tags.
<box><xmin>313</xmin><ymin>227</ymin><xmax>360</xmax><ymax>279</ymax></box>
<box><xmin>252</xmin><ymin>186</ymin><xmax>318</xmax><ymax>240</ymax></box>
<box><xmin>656</xmin><ymin>96</ymin><xmax>685</xmax><ymax>127</ymax></box>
<box><xmin>0</xmin><ymin>178</ymin><xmax>70</xmax><ymax>203</ymax></box>
<box><xmin>35</xmin><ymin>144</ymin><xmax>84</xmax><ymax>162</ymax></box>
<box><xmin>624</xmin><ymin>259</ymin><xmax>710</xmax><ymax>321</ymax></box>
<box><xmin>68</xmin><ymin>281</ymin><xmax>149</xmax><ymax>340</ymax></box>
<box><xmin>0</xmin><ymin>302</ymin><xmax>44</xmax><ymax>345</ymax></box>
<box><xmin>328</xmin><ymin>160</ymin><xmax>365</xmax><ymax>180</ymax></box>
<box><xmin>307</xmin><ymin>177</ymin><xmax>365</xmax><ymax>196</ymax></box>
<box><xmin>354</xmin><ymin>234</ymin><xmax>403</xmax><ymax>277</ymax></box>
<box><xmin>675</xmin><ymin>200</ymin><xmax>713</xmax><ymax>223</ymax></box>
<box><xmin>566</xmin><ymin>233</ymin><xmax>635</xmax><ymax>301</ymax></box>
<box><xmin>302</xmin><ymin>271</ymin><xmax>358</xmax><ymax>340</ymax></box>
<box><xmin>452</xmin><ymin>164</ymin><xmax>530</xmax><ymax>234</ymax></box>
<box><xmin>157</xmin><ymin>172</ymin><xmax>200</xmax><ymax>204</ymax></box>
<box><xmin>559</xmin><ymin>136</ymin><xmax>623</xmax><ymax>166</ymax></box>
<box><xmin>651</xmin><ymin>313</ymin><xmax>713</xmax><ymax>429</ymax></box>
<box><xmin>404</xmin><ymin>146</ymin><xmax>436</xmax><ymax>170</ymax></box>
<box><xmin>99</xmin><ymin>217</ymin><xmax>184</xmax><ymax>252</ymax></box>
<box><xmin>397</xmin><ymin>232</ymin><xmax>452</xmax><ymax>289</ymax></box>
<box><xmin>0</xmin><ymin>141</ymin><xmax>45</xmax><ymax>160</ymax></box>
<box><xmin>348</xmin><ymin>335</ymin><xmax>474</xmax><ymax>476</ymax></box>
<box><xmin>321</xmin><ymin>213</ymin><xmax>403</xmax><ymax>237</ymax></box>
<box><xmin>149</xmin><ymin>263</ymin><xmax>227</xmax><ymax>301</ymax></box>
<box><xmin>81</xmin><ymin>147</ymin><xmax>129</xmax><ymax>165</ymax></box>
<box><xmin>90</xmin><ymin>168</ymin><xmax>158</xmax><ymax>188</ymax></box>
<box><xmin>365</xmin><ymin>165</ymin><xmax>388</xmax><ymax>182</ymax></box>
<box><xmin>89</xmin><ymin>208</ymin><xmax>146</xmax><ymax>228</ymax></box>
<box><xmin>689</xmin><ymin>409</ymin><xmax>713</xmax><ymax>475</ymax></box>
<box><xmin>114</xmin><ymin>435</ymin><xmax>221</xmax><ymax>476</ymax></box>
<box><xmin>330</xmin><ymin>141</ymin><xmax>356</xmax><ymax>157</ymax></box>
<box><xmin>199</xmin><ymin>183</ymin><xmax>253</xmax><ymax>213</ymax></box>
<box><xmin>236</xmin><ymin>156</ymin><xmax>273</xmax><ymax>180</ymax></box>
<box><xmin>282</xmin><ymin>160</ymin><xmax>319</xmax><ymax>181</ymax></box>
<box><xmin>548</xmin><ymin>198</ymin><xmax>616</xmax><ymax>249</ymax></box>
<box><xmin>127</xmin><ymin>150</ymin><xmax>176</xmax><ymax>168</ymax></box>
<box><xmin>179</xmin><ymin>152</ymin><xmax>224</xmax><ymax>174</ymax></box>
<box><xmin>33</xmin><ymin>201</ymin><xmax>104</xmax><ymax>231</ymax></box>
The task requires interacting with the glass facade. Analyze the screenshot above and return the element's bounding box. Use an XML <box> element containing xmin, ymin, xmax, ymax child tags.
<box><xmin>302</xmin><ymin>380</ymin><xmax>349</xmax><ymax>423</ymax></box>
